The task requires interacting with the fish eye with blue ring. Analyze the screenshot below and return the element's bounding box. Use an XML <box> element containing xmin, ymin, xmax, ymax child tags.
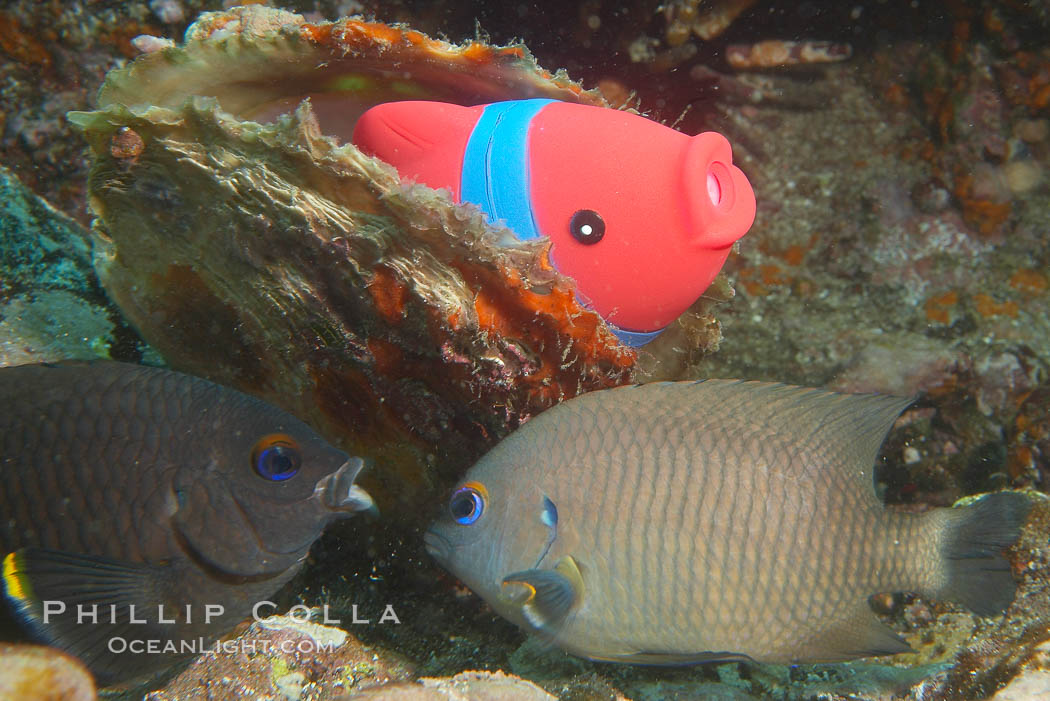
<box><xmin>569</xmin><ymin>209</ymin><xmax>605</xmax><ymax>244</ymax></box>
<box><xmin>449</xmin><ymin>481</ymin><xmax>487</xmax><ymax>525</ymax></box>
<box><xmin>251</xmin><ymin>433</ymin><xmax>302</xmax><ymax>481</ymax></box>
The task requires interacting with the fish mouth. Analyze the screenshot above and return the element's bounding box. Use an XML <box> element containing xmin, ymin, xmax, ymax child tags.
<box><xmin>317</xmin><ymin>457</ymin><xmax>378</xmax><ymax>517</ymax></box>
<box><xmin>423</xmin><ymin>528</ymin><xmax>451</xmax><ymax>563</ymax></box>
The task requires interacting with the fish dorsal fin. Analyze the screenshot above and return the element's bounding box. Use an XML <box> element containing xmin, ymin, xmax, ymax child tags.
<box><xmin>501</xmin><ymin>555</ymin><xmax>583</xmax><ymax>634</ymax></box>
<box><xmin>610</xmin><ymin>380</ymin><xmax>912</xmax><ymax>506</ymax></box>
<box><xmin>744</xmin><ymin>382</ymin><xmax>910</xmax><ymax>500</ymax></box>
<box><xmin>3</xmin><ymin>547</ymin><xmax>180</xmax><ymax>684</ymax></box>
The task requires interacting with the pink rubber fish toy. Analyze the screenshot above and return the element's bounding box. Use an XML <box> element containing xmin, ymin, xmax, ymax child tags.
<box><xmin>353</xmin><ymin>99</ymin><xmax>756</xmax><ymax>345</ymax></box>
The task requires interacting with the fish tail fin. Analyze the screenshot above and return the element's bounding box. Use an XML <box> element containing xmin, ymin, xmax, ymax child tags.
<box><xmin>938</xmin><ymin>491</ymin><xmax>1031</xmax><ymax>616</ymax></box>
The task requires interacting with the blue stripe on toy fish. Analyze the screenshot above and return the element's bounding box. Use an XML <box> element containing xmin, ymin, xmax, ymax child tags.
<box><xmin>461</xmin><ymin>99</ymin><xmax>552</xmax><ymax>243</ymax></box>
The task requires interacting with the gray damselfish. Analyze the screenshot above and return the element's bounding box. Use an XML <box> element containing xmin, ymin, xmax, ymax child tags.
<box><xmin>426</xmin><ymin>380</ymin><xmax>1030</xmax><ymax>665</ymax></box>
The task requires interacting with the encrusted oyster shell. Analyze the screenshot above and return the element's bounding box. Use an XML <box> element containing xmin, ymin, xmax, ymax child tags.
<box><xmin>70</xmin><ymin>6</ymin><xmax>642</xmax><ymax>512</ymax></box>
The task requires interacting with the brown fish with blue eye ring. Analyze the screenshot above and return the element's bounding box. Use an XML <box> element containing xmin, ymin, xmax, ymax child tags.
<box><xmin>0</xmin><ymin>361</ymin><xmax>376</xmax><ymax>684</ymax></box>
<box><xmin>425</xmin><ymin>380</ymin><xmax>1031</xmax><ymax>665</ymax></box>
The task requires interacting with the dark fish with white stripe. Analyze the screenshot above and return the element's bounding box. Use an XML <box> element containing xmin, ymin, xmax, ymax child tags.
<box><xmin>425</xmin><ymin>380</ymin><xmax>1029</xmax><ymax>664</ymax></box>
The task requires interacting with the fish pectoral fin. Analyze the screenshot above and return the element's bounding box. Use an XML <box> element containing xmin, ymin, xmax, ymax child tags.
<box><xmin>597</xmin><ymin>650</ymin><xmax>753</xmax><ymax>666</ymax></box>
<box><xmin>501</xmin><ymin>555</ymin><xmax>583</xmax><ymax>632</ymax></box>
<box><xmin>3</xmin><ymin>547</ymin><xmax>176</xmax><ymax>684</ymax></box>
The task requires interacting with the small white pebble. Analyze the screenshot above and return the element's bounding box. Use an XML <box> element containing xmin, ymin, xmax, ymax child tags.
<box><xmin>1004</xmin><ymin>160</ymin><xmax>1043</xmax><ymax>195</ymax></box>
<box><xmin>131</xmin><ymin>35</ymin><xmax>175</xmax><ymax>54</ymax></box>
<box><xmin>903</xmin><ymin>446</ymin><xmax>921</xmax><ymax>464</ymax></box>
<box><xmin>150</xmin><ymin>0</ymin><xmax>185</xmax><ymax>24</ymax></box>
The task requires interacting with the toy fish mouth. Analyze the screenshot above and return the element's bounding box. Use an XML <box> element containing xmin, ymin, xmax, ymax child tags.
<box><xmin>423</xmin><ymin>528</ymin><xmax>451</xmax><ymax>562</ymax></box>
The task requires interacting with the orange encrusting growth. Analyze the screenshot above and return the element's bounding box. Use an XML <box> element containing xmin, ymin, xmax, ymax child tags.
<box><xmin>302</xmin><ymin>19</ymin><xmax>546</xmax><ymax>81</ymax></box>
<box><xmin>954</xmin><ymin>173</ymin><xmax>1012</xmax><ymax>237</ymax></box>
<box><xmin>925</xmin><ymin>290</ymin><xmax>959</xmax><ymax>325</ymax></box>
<box><xmin>1009</xmin><ymin>269</ymin><xmax>1048</xmax><ymax>295</ymax></box>
<box><xmin>367</xmin><ymin>266</ymin><xmax>409</xmax><ymax>324</ymax></box>
<box><xmin>926</xmin><ymin>290</ymin><xmax>1024</xmax><ymax>323</ymax></box>
<box><xmin>735</xmin><ymin>232</ymin><xmax>820</xmax><ymax>296</ymax></box>
<box><xmin>739</xmin><ymin>263</ymin><xmax>791</xmax><ymax>296</ymax></box>
<box><xmin>0</xmin><ymin>11</ymin><xmax>52</xmax><ymax>66</ymax></box>
<box><xmin>453</xmin><ymin>261</ymin><xmax>634</xmax><ymax>402</ymax></box>
<box><xmin>974</xmin><ymin>293</ymin><xmax>1019</xmax><ymax>319</ymax></box>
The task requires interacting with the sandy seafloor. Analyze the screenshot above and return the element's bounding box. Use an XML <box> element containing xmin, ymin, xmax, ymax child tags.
<box><xmin>2</xmin><ymin>1</ymin><xmax>1050</xmax><ymax>699</ymax></box>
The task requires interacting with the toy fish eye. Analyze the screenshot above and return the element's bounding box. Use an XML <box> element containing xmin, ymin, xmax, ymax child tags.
<box><xmin>449</xmin><ymin>481</ymin><xmax>487</xmax><ymax>525</ymax></box>
<box><xmin>251</xmin><ymin>433</ymin><xmax>302</xmax><ymax>482</ymax></box>
<box><xmin>569</xmin><ymin>209</ymin><xmax>605</xmax><ymax>245</ymax></box>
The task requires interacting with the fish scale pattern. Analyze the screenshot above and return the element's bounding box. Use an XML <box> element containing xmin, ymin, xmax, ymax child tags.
<box><xmin>3</xmin><ymin>365</ymin><xmax>197</xmax><ymax>560</ymax></box>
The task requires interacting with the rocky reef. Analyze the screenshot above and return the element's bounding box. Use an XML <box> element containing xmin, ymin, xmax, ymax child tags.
<box><xmin>0</xmin><ymin>164</ymin><xmax>151</xmax><ymax>366</ymax></box>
